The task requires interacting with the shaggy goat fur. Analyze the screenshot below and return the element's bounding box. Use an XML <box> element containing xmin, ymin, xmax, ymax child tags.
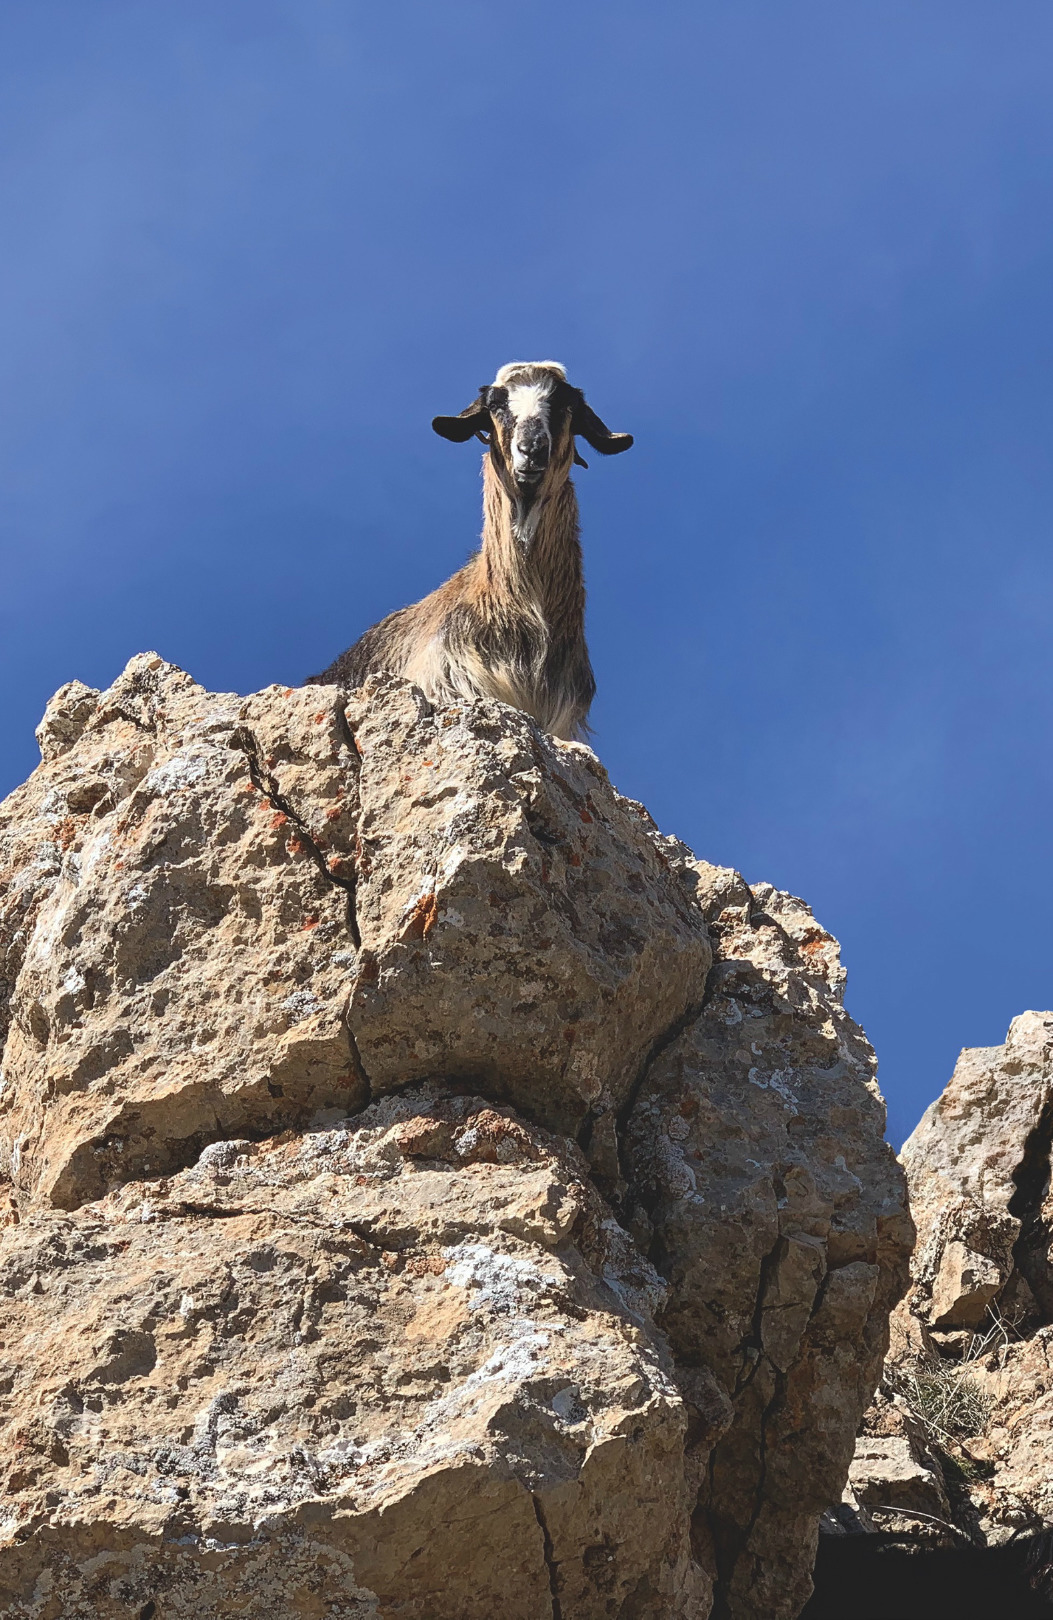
<box><xmin>306</xmin><ymin>361</ymin><xmax>632</xmax><ymax>740</ymax></box>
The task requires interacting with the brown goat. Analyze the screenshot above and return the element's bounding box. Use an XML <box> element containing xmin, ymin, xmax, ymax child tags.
<box><xmin>306</xmin><ymin>361</ymin><xmax>632</xmax><ymax>740</ymax></box>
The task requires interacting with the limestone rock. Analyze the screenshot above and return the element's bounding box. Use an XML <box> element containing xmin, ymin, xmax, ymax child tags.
<box><xmin>967</xmin><ymin>1326</ymin><xmax>1053</xmax><ymax>1533</ymax></box>
<box><xmin>823</xmin><ymin>1376</ymin><xmax>954</xmax><ymax>1541</ymax></box>
<box><xmin>343</xmin><ymin>675</ymin><xmax>712</xmax><ymax>1138</ymax></box>
<box><xmin>624</xmin><ymin>875</ymin><xmax>912</xmax><ymax>1620</ymax></box>
<box><xmin>848</xmin><ymin>1435</ymin><xmax>950</xmax><ymax>1525</ymax></box>
<box><xmin>0</xmin><ymin>654</ymin><xmax>367</xmax><ymax>1210</ymax></box>
<box><xmin>0</xmin><ymin>1091</ymin><xmax>705</xmax><ymax>1619</ymax></box>
<box><xmin>0</xmin><ymin>656</ymin><xmax>913</xmax><ymax>1618</ymax></box>
<box><xmin>0</xmin><ymin>657</ymin><xmax>710</xmax><ymax>1209</ymax></box>
<box><xmin>901</xmin><ymin>1011</ymin><xmax>1053</xmax><ymax>1332</ymax></box>
<box><xmin>847</xmin><ymin>1013</ymin><xmax>1053</xmax><ymax>1547</ymax></box>
<box><xmin>930</xmin><ymin>1240</ymin><xmax>1003</xmax><ymax>1330</ymax></box>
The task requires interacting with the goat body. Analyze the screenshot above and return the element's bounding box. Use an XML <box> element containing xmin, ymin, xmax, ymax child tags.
<box><xmin>307</xmin><ymin>361</ymin><xmax>632</xmax><ymax>741</ymax></box>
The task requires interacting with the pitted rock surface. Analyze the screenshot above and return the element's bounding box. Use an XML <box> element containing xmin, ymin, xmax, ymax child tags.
<box><xmin>624</xmin><ymin>870</ymin><xmax>912</xmax><ymax>1620</ymax></box>
<box><xmin>901</xmin><ymin>1011</ymin><xmax>1053</xmax><ymax>1334</ymax></box>
<box><xmin>0</xmin><ymin>656</ymin><xmax>912</xmax><ymax>1618</ymax></box>
<box><xmin>0</xmin><ymin>1091</ymin><xmax>703</xmax><ymax>1619</ymax></box>
<box><xmin>846</xmin><ymin>1013</ymin><xmax>1053</xmax><ymax>1548</ymax></box>
<box><xmin>0</xmin><ymin>657</ymin><xmax>710</xmax><ymax>1208</ymax></box>
<box><xmin>0</xmin><ymin>655</ymin><xmax>366</xmax><ymax>1209</ymax></box>
<box><xmin>343</xmin><ymin>675</ymin><xmax>711</xmax><ymax>1136</ymax></box>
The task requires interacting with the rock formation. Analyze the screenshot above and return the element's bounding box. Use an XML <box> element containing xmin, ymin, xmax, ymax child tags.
<box><xmin>0</xmin><ymin>654</ymin><xmax>911</xmax><ymax>1618</ymax></box>
<box><xmin>838</xmin><ymin>1013</ymin><xmax>1053</xmax><ymax>1551</ymax></box>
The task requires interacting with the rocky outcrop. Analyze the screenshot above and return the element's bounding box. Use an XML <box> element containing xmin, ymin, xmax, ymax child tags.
<box><xmin>0</xmin><ymin>1092</ymin><xmax>703</xmax><ymax>1619</ymax></box>
<box><xmin>1</xmin><ymin>658</ymin><xmax>709</xmax><ymax>1210</ymax></box>
<box><xmin>0</xmin><ymin>654</ymin><xmax>911</xmax><ymax>1618</ymax></box>
<box><xmin>841</xmin><ymin>1013</ymin><xmax>1053</xmax><ymax>1548</ymax></box>
<box><xmin>903</xmin><ymin>1011</ymin><xmax>1053</xmax><ymax>1340</ymax></box>
<box><xmin>624</xmin><ymin>875</ymin><xmax>912</xmax><ymax>1620</ymax></box>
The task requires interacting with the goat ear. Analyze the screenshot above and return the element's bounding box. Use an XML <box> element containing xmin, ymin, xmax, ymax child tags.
<box><xmin>432</xmin><ymin>396</ymin><xmax>491</xmax><ymax>443</ymax></box>
<box><xmin>571</xmin><ymin>391</ymin><xmax>633</xmax><ymax>456</ymax></box>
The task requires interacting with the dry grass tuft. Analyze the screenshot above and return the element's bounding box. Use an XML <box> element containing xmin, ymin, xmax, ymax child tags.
<box><xmin>887</xmin><ymin>1357</ymin><xmax>993</xmax><ymax>1445</ymax></box>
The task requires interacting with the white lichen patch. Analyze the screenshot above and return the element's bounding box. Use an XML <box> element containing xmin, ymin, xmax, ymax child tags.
<box><xmin>280</xmin><ymin>989</ymin><xmax>322</xmax><ymax>1024</ymax></box>
<box><xmin>140</xmin><ymin>751</ymin><xmax>213</xmax><ymax>797</ymax></box>
<box><xmin>442</xmin><ymin>1243</ymin><xmax>562</xmax><ymax>1314</ymax></box>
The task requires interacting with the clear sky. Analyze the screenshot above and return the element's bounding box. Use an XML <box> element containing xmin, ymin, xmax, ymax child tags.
<box><xmin>1</xmin><ymin>2</ymin><xmax>1051</xmax><ymax>1145</ymax></box>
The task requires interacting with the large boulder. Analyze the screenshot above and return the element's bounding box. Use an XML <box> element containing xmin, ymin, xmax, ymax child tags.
<box><xmin>0</xmin><ymin>657</ymin><xmax>710</xmax><ymax>1208</ymax></box>
<box><xmin>0</xmin><ymin>655</ymin><xmax>912</xmax><ymax>1617</ymax></box>
<box><xmin>343</xmin><ymin>678</ymin><xmax>712</xmax><ymax>1140</ymax></box>
<box><xmin>0</xmin><ymin>1091</ymin><xmax>703</xmax><ymax>1620</ymax></box>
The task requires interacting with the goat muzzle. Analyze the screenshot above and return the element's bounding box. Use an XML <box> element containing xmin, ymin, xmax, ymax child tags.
<box><xmin>511</xmin><ymin>430</ymin><xmax>550</xmax><ymax>485</ymax></box>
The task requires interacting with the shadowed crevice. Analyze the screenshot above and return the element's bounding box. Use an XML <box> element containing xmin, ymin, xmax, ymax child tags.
<box><xmin>229</xmin><ymin>724</ymin><xmax>362</xmax><ymax>948</ymax></box>
<box><xmin>1008</xmin><ymin>1097</ymin><xmax>1053</xmax><ymax>1323</ymax></box>
<box><xmin>531</xmin><ymin>1494</ymin><xmax>564</xmax><ymax>1620</ymax></box>
<box><xmin>802</xmin><ymin>1527</ymin><xmax>1053</xmax><ymax>1620</ymax></box>
<box><xmin>611</xmin><ymin>996</ymin><xmax>707</xmax><ymax>1187</ymax></box>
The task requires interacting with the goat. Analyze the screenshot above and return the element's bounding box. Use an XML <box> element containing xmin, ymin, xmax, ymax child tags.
<box><xmin>306</xmin><ymin>361</ymin><xmax>632</xmax><ymax>740</ymax></box>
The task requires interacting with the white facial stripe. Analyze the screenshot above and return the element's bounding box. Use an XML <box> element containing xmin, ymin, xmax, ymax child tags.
<box><xmin>492</xmin><ymin>364</ymin><xmax>564</xmax><ymax>486</ymax></box>
<box><xmin>508</xmin><ymin>386</ymin><xmax>552</xmax><ymax>485</ymax></box>
<box><xmin>507</xmin><ymin>382</ymin><xmax>552</xmax><ymax>432</ymax></box>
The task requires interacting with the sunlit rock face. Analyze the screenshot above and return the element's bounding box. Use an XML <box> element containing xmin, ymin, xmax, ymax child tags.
<box><xmin>0</xmin><ymin>655</ymin><xmax>910</xmax><ymax>1619</ymax></box>
<box><xmin>845</xmin><ymin>1014</ymin><xmax>1053</xmax><ymax>1553</ymax></box>
<box><xmin>623</xmin><ymin>871</ymin><xmax>913</xmax><ymax>1620</ymax></box>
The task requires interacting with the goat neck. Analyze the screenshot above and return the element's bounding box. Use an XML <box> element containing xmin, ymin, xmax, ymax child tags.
<box><xmin>475</xmin><ymin>455</ymin><xmax>584</xmax><ymax>632</ymax></box>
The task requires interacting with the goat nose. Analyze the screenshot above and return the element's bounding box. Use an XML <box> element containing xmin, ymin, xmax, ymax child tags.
<box><xmin>516</xmin><ymin>430</ymin><xmax>550</xmax><ymax>468</ymax></box>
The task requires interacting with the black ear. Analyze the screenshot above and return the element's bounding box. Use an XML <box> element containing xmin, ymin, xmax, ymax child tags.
<box><xmin>571</xmin><ymin>390</ymin><xmax>633</xmax><ymax>456</ymax></box>
<box><xmin>432</xmin><ymin>394</ymin><xmax>491</xmax><ymax>443</ymax></box>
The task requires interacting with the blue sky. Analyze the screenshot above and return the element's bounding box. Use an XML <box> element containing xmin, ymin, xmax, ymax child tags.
<box><xmin>1</xmin><ymin>1</ymin><xmax>1052</xmax><ymax>1144</ymax></box>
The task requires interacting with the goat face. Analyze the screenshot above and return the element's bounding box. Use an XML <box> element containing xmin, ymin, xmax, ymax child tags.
<box><xmin>433</xmin><ymin>361</ymin><xmax>633</xmax><ymax>507</ymax></box>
